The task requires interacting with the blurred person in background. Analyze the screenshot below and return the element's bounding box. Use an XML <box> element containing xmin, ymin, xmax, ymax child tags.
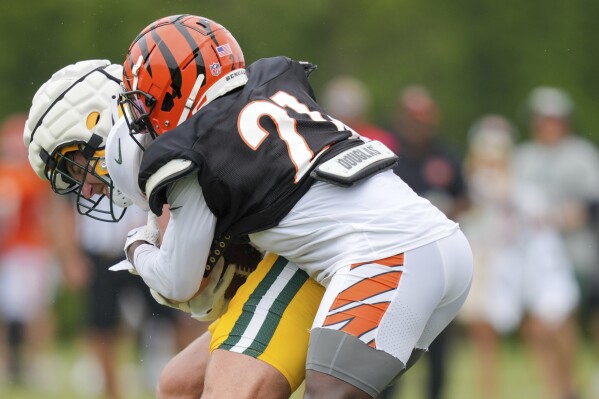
<box><xmin>514</xmin><ymin>87</ymin><xmax>599</xmax><ymax>394</ymax></box>
<box><xmin>0</xmin><ymin>114</ymin><xmax>60</xmax><ymax>390</ymax></box>
<box><xmin>458</xmin><ymin>114</ymin><xmax>581</xmax><ymax>399</ymax></box>
<box><xmin>591</xmin><ymin>217</ymin><xmax>599</xmax><ymax>394</ymax></box>
<box><xmin>515</xmin><ymin>87</ymin><xmax>599</xmax><ymax>296</ymax></box>
<box><xmin>321</xmin><ymin>75</ymin><xmax>399</xmax><ymax>153</ymax></box>
<box><xmin>378</xmin><ymin>85</ymin><xmax>469</xmax><ymax>399</ymax></box>
<box><xmin>390</xmin><ymin>85</ymin><xmax>469</xmax><ymax>218</ymax></box>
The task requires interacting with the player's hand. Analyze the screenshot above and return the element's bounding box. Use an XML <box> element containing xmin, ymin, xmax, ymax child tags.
<box><xmin>149</xmin><ymin>257</ymin><xmax>237</xmax><ymax>321</ymax></box>
<box><xmin>149</xmin><ymin>239</ymin><xmax>264</xmax><ymax>320</ymax></box>
<box><xmin>124</xmin><ymin>212</ymin><xmax>161</xmax><ymax>261</ymax></box>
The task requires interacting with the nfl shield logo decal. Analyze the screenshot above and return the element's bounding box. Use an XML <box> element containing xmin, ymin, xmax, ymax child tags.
<box><xmin>210</xmin><ymin>62</ymin><xmax>222</xmax><ymax>76</ymax></box>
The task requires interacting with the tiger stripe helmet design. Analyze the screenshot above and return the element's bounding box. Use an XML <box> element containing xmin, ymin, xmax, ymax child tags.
<box><xmin>121</xmin><ymin>14</ymin><xmax>247</xmax><ymax>140</ymax></box>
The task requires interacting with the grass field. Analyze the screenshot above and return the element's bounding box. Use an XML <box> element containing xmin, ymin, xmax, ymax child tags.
<box><xmin>1</xmin><ymin>334</ymin><xmax>597</xmax><ymax>399</ymax></box>
<box><xmin>393</xmin><ymin>337</ymin><xmax>598</xmax><ymax>399</ymax></box>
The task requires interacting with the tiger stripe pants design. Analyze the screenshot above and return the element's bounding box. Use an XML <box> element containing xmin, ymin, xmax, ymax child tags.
<box><xmin>307</xmin><ymin>229</ymin><xmax>473</xmax><ymax>396</ymax></box>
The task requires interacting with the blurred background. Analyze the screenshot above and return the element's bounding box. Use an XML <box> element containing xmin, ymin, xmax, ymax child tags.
<box><xmin>3</xmin><ymin>0</ymin><xmax>599</xmax><ymax>144</ymax></box>
<box><xmin>1</xmin><ymin>1</ymin><xmax>599</xmax><ymax>398</ymax></box>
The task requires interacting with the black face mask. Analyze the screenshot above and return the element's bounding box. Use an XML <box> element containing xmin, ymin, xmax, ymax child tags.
<box><xmin>119</xmin><ymin>90</ymin><xmax>158</xmax><ymax>151</ymax></box>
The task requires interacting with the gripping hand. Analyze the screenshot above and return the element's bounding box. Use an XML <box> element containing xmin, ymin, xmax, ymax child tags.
<box><xmin>124</xmin><ymin>212</ymin><xmax>161</xmax><ymax>262</ymax></box>
<box><xmin>150</xmin><ymin>256</ymin><xmax>236</xmax><ymax>321</ymax></box>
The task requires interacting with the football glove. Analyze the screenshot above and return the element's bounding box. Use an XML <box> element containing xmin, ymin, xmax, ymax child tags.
<box><xmin>123</xmin><ymin>212</ymin><xmax>161</xmax><ymax>263</ymax></box>
<box><xmin>150</xmin><ymin>255</ymin><xmax>236</xmax><ymax>321</ymax></box>
<box><xmin>150</xmin><ymin>239</ymin><xmax>264</xmax><ymax>321</ymax></box>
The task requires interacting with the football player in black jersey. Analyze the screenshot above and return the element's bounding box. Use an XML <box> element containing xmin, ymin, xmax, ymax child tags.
<box><xmin>118</xmin><ymin>14</ymin><xmax>473</xmax><ymax>399</ymax></box>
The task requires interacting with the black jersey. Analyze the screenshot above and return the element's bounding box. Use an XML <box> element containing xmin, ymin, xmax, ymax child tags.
<box><xmin>139</xmin><ymin>56</ymin><xmax>361</xmax><ymax>237</ymax></box>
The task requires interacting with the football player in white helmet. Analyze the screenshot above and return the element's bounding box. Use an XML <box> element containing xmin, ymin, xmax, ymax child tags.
<box><xmin>23</xmin><ymin>60</ymin><xmax>134</xmax><ymax>222</ymax></box>
<box><xmin>23</xmin><ymin>59</ymin><xmax>324</xmax><ymax>399</ymax></box>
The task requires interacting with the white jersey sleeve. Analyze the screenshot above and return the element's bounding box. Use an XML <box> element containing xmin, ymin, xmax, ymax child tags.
<box><xmin>133</xmin><ymin>173</ymin><xmax>217</xmax><ymax>301</ymax></box>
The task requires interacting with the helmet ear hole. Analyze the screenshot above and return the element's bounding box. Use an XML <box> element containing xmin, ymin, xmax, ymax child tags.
<box><xmin>86</xmin><ymin>112</ymin><xmax>101</xmax><ymax>130</ymax></box>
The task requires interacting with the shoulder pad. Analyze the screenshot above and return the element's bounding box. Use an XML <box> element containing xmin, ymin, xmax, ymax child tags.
<box><xmin>146</xmin><ymin>159</ymin><xmax>197</xmax><ymax>215</ymax></box>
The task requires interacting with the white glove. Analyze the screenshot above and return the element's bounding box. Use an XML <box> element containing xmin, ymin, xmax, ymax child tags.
<box><xmin>150</xmin><ymin>256</ymin><xmax>237</xmax><ymax>321</ymax></box>
<box><xmin>124</xmin><ymin>212</ymin><xmax>161</xmax><ymax>262</ymax></box>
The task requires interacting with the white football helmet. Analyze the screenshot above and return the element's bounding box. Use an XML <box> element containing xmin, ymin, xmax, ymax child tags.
<box><xmin>23</xmin><ymin>59</ymin><xmax>132</xmax><ymax>222</ymax></box>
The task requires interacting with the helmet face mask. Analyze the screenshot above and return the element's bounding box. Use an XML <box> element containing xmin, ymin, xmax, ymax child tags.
<box><xmin>48</xmin><ymin>143</ymin><xmax>127</xmax><ymax>222</ymax></box>
<box><xmin>119</xmin><ymin>89</ymin><xmax>158</xmax><ymax>149</ymax></box>
<box><xmin>122</xmin><ymin>15</ymin><xmax>247</xmax><ymax>145</ymax></box>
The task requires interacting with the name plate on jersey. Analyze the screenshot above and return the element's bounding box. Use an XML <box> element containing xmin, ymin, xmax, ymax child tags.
<box><xmin>312</xmin><ymin>140</ymin><xmax>398</xmax><ymax>186</ymax></box>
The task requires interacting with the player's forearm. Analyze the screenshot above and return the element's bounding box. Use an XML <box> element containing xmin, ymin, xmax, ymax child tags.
<box><xmin>128</xmin><ymin>173</ymin><xmax>217</xmax><ymax>301</ymax></box>
<box><xmin>131</xmin><ymin>241</ymin><xmax>203</xmax><ymax>301</ymax></box>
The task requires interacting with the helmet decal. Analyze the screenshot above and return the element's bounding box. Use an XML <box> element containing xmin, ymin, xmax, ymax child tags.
<box><xmin>86</xmin><ymin>112</ymin><xmax>101</xmax><ymax>130</ymax></box>
<box><xmin>216</xmin><ymin>44</ymin><xmax>233</xmax><ymax>57</ymax></box>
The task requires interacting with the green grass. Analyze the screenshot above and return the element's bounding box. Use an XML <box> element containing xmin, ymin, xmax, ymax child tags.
<box><xmin>1</xmin><ymin>335</ymin><xmax>597</xmax><ymax>399</ymax></box>
<box><xmin>0</xmin><ymin>336</ymin><xmax>156</xmax><ymax>399</ymax></box>
<box><xmin>394</xmin><ymin>337</ymin><xmax>597</xmax><ymax>399</ymax></box>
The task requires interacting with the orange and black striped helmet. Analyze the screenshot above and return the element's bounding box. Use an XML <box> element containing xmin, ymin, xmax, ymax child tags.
<box><xmin>121</xmin><ymin>15</ymin><xmax>246</xmax><ymax>140</ymax></box>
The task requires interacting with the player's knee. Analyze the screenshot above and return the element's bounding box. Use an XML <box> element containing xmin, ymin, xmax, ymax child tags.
<box><xmin>307</xmin><ymin>329</ymin><xmax>405</xmax><ymax>397</ymax></box>
<box><xmin>203</xmin><ymin>379</ymin><xmax>289</xmax><ymax>399</ymax></box>
<box><xmin>156</xmin><ymin>361</ymin><xmax>203</xmax><ymax>399</ymax></box>
<box><xmin>202</xmin><ymin>352</ymin><xmax>291</xmax><ymax>399</ymax></box>
<box><xmin>155</xmin><ymin>371</ymin><xmax>177</xmax><ymax>399</ymax></box>
<box><xmin>304</xmin><ymin>370</ymin><xmax>371</xmax><ymax>399</ymax></box>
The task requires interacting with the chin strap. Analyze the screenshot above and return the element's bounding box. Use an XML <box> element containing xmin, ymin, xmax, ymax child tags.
<box><xmin>131</xmin><ymin>56</ymin><xmax>143</xmax><ymax>91</ymax></box>
<box><xmin>178</xmin><ymin>73</ymin><xmax>205</xmax><ymax>125</ymax></box>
